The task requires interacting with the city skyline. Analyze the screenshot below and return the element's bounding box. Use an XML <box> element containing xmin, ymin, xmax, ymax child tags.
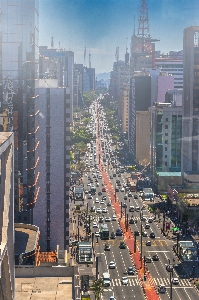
<box><xmin>40</xmin><ymin>0</ymin><xmax>199</xmax><ymax>74</ymax></box>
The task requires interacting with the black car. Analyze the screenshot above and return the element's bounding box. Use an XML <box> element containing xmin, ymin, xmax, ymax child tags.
<box><xmin>104</xmin><ymin>243</ymin><xmax>111</xmax><ymax>251</ymax></box>
<box><xmin>110</xmin><ymin>232</ymin><xmax>116</xmax><ymax>239</ymax></box>
<box><xmin>134</xmin><ymin>194</ymin><xmax>138</xmax><ymax>199</ymax></box>
<box><xmin>166</xmin><ymin>265</ymin><xmax>173</xmax><ymax>272</ymax></box>
<box><xmin>99</xmin><ymin>217</ymin><xmax>104</xmax><ymax>223</ymax></box>
<box><xmin>102</xmin><ymin>196</ymin><xmax>106</xmax><ymax>200</ymax></box>
<box><xmin>128</xmin><ymin>193</ymin><xmax>132</xmax><ymax>197</ymax></box>
<box><xmin>98</xmin><ymin>191</ymin><xmax>102</xmax><ymax>196</ymax></box>
<box><xmin>113</xmin><ymin>174</ymin><xmax>116</xmax><ymax>177</ymax></box>
<box><xmin>119</xmin><ymin>242</ymin><xmax>126</xmax><ymax>249</ymax></box>
<box><xmin>115</xmin><ymin>188</ymin><xmax>119</xmax><ymax>192</ymax></box>
<box><xmin>152</xmin><ymin>254</ymin><xmax>159</xmax><ymax>261</ymax></box>
<box><xmin>122</xmin><ymin>203</ymin><xmax>127</xmax><ymax>208</ymax></box>
<box><xmin>127</xmin><ymin>267</ymin><xmax>135</xmax><ymax>275</ymax></box>
<box><xmin>134</xmin><ymin>230</ymin><xmax>139</xmax><ymax>236</ymax></box>
<box><xmin>150</xmin><ymin>232</ymin><xmax>155</xmax><ymax>238</ymax></box>
<box><xmin>107</xmin><ymin>202</ymin><xmax>111</xmax><ymax>207</ymax></box>
<box><xmin>129</xmin><ymin>218</ymin><xmax>134</xmax><ymax>224</ymax></box>
<box><xmin>116</xmin><ymin>229</ymin><xmax>123</xmax><ymax>236</ymax></box>
<box><xmin>118</xmin><ymin>173</ymin><xmax>121</xmax><ymax>177</ymax></box>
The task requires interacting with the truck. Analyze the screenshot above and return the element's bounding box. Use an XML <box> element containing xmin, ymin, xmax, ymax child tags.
<box><xmin>100</xmin><ymin>224</ymin><xmax>109</xmax><ymax>240</ymax></box>
<box><xmin>127</xmin><ymin>177</ymin><xmax>137</xmax><ymax>192</ymax></box>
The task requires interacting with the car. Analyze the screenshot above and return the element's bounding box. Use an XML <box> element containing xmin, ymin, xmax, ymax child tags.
<box><xmin>135</xmin><ymin>206</ymin><xmax>140</xmax><ymax>212</ymax></box>
<box><xmin>172</xmin><ymin>278</ymin><xmax>179</xmax><ymax>285</ymax></box>
<box><xmin>122</xmin><ymin>203</ymin><xmax>127</xmax><ymax>208</ymax></box>
<box><xmin>142</xmin><ymin>231</ymin><xmax>147</xmax><ymax>237</ymax></box>
<box><xmin>134</xmin><ymin>230</ymin><xmax>139</xmax><ymax>236</ymax></box>
<box><xmin>124</xmin><ymin>195</ymin><xmax>128</xmax><ymax>200</ymax></box>
<box><xmin>102</xmin><ymin>196</ymin><xmax>107</xmax><ymax>200</ymax></box>
<box><xmin>96</xmin><ymin>182</ymin><xmax>99</xmax><ymax>186</ymax></box>
<box><xmin>118</xmin><ymin>173</ymin><xmax>121</xmax><ymax>177</ymax></box>
<box><xmin>105</xmin><ymin>216</ymin><xmax>111</xmax><ymax>222</ymax></box>
<box><xmin>112</xmin><ymin>215</ymin><xmax>117</xmax><ymax>221</ymax></box>
<box><xmin>113</xmin><ymin>174</ymin><xmax>116</xmax><ymax>177</ymax></box>
<box><xmin>102</xmin><ymin>187</ymin><xmax>106</xmax><ymax>192</ymax></box>
<box><xmin>152</xmin><ymin>254</ymin><xmax>159</xmax><ymax>261</ymax></box>
<box><xmin>90</xmin><ymin>207</ymin><xmax>95</xmax><ymax>212</ymax></box>
<box><xmin>88</xmin><ymin>195</ymin><xmax>93</xmax><ymax>200</ymax></box>
<box><xmin>120</xmin><ymin>187</ymin><xmax>125</xmax><ymax>192</ymax></box>
<box><xmin>85</xmin><ymin>190</ymin><xmax>89</xmax><ymax>194</ymax></box>
<box><xmin>146</xmin><ymin>241</ymin><xmax>151</xmax><ymax>246</ymax></box>
<box><xmin>129</xmin><ymin>206</ymin><xmax>134</xmax><ymax>212</ymax></box>
<box><xmin>110</xmin><ymin>175</ymin><xmax>113</xmax><ymax>179</ymax></box>
<box><xmin>116</xmin><ymin>229</ymin><xmax>123</xmax><ymax>236</ymax></box>
<box><xmin>96</xmin><ymin>208</ymin><xmax>102</xmax><ymax>213</ymax></box>
<box><xmin>98</xmin><ymin>192</ymin><xmax>102</xmax><ymax>196</ymax></box>
<box><xmin>102</xmin><ymin>208</ymin><xmax>107</xmax><ymax>213</ymax></box>
<box><xmin>141</xmin><ymin>206</ymin><xmax>146</xmax><ymax>211</ymax></box>
<box><xmin>87</xmin><ymin>182</ymin><xmax>91</xmax><ymax>186</ymax></box>
<box><xmin>110</xmin><ymin>232</ymin><xmax>116</xmax><ymax>239</ymax></box>
<box><xmin>145</xmin><ymin>256</ymin><xmax>152</xmax><ymax>263</ymax></box>
<box><xmin>95</xmin><ymin>231</ymin><xmax>100</xmax><ymax>237</ymax></box>
<box><xmin>128</xmin><ymin>192</ymin><xmax>132</xmax><ymax>197</ymax></box>
<box><xmin>127</xmin><ymin>267</ymin><xmax>135</xmax><ymax>275</ymax></box>
<box><xmin>141</xmin><ymin>216</ymin><xmax>147</xmax><ymax>222</ymax></box>
<box><xmin>121</xmin><ymin>277</ymin><xmax>128</xmax><ymax>285</ymax></box>
<box><xmin>145</xmin><ymin>224</ymin><xmax>150</xmax><ymax>229</ymax></box>
<box><xmin>134</xmin><ymin>194</ymin><xmax>138</xmax><ymax>199</ymax></box>
<box><xmin>158</xmin><ymin>284</ymin><xmax>166</xmax><ymax>293</ymax></box>
<box><xmin>166</xmin><ymin>265</ymin><xmax>173</xmax><ymax>272</ymax></box>
<box><xmin>109</xmin><ymin>296</ymin><xmax>116</xmax><ymax>300</ymax></box>
<box><xmin>107</xmin><ymin>202</ymin><xmax>111</xmax><ymax>207</ymax></box>
<box><xmin>93</xmin><ymin>222</ymin><xmax>98</xmax><ymax>228</ymax></box>
<box><xmin>99</xmin><ymin>217</ymin><xmax>104</xmax><ymax>223</ymax></box>
<box><xmin>148</xmin><ymin>218</ymin><xmax>153</xmax><ymax>223</ymax></box>
<box><xmin>115</xmin><ymin>188</ymin><xmax>119</xmax><ymax>192</ymax></box>
<box><xmin>109</xmin><ymin>261</ymin><xmax>115</xmax><ymax>269</ymax></box>
<box><xmin>104</xmin><ymin>243</ymin><xmax>111</xmax><ymax>251</ymax></box>
<box><xmin>100</xmin><ymin>199</ymin><xmax>105</xmax><ymax>204</ymax></box>
<box><xmin>119</xmin><ymin>241</ymin><xmax>126</xmax><ymax>249</ymax></box>
<box><xmin>129</xmin><ymin>218</ymin><xmax>134</xmax><ymax>224</ymax></box>
<box><xmin>150</xmin><ymin>232</ymin><xmax>155</xmax><ymax>238</ymax></box>
<box><xmin>95</xmin><ymin>198</ymin><xmax>99</xmax><ymax>203</ymax></box>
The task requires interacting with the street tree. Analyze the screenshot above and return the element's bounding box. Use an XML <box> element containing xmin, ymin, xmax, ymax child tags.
<box><xmin>89</xmin><ymin>278</ymin><xmax>106</xmax><ymax>300</ymax></box>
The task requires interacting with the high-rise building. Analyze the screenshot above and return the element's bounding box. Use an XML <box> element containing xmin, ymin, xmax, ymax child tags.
<box><xmin>34</xmin><ymin>79</ymin><xmax>70</xmax><ymax>251</ymax></box>
<box><xmin>0</xmin><ymin>132</ymin><xmax>15</xmax><ymax>299</ymax></box>
<box><xmin>182</xmin><ymin>26</ymin><xmax>199</xmax><ymax>173</ymax></box>
<box><xmin>0</xmin><ymin>0</ymin><xmax>39</xmax><ymax>224</ymax></box>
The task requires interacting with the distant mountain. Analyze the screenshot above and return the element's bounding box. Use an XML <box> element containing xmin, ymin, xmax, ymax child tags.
<box><xmin>96</xmin><ymin>72</ymin><xmax>110</xmax><ymax>81</ymax></box>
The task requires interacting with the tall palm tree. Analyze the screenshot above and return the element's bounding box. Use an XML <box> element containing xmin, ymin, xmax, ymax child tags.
<box><xmin>89</xmin><ymin>278</ymin><xmax>106</xmax><ymax>300</ymax></box>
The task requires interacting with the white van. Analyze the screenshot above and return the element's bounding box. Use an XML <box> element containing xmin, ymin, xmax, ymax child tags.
<box><xmin>103</xmin><ymin>272</ymin><xmax>111</xmax><ymax>287</ymax></box>
<box><xmin>112</xmin><ymin>215</ymin><xmax>117</xmax><ymax>221</ymax></box>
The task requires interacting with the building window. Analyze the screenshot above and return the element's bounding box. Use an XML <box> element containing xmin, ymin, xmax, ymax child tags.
<box><xmin>166</xmin><ymin>118</ymin><xmax>168</xmax><ymax>122</ymax></box>
<box><xmin>165</xmin><ymin>155</ymin><xmax>167</xmax><ymax>158</ymax></box>
<box><xmin>165</xmin><ymin>140</ymin><xmax>168</xmax><ymax>144</ymax></box>
<box><xmin>165</xmin><ymin>162</ymin><xmax>167</xmax><ymax>166</ymax></box>
<box><xmin>165</xmin><ymin>147</ymin><xmax>167</xmax><ymax>151</ymax></box>
<box><xmin>165</xmin><ymin>133</ymin><xmax>168</xmax><ymax>136</ymax></box>
<box><xmin>165</xmin><ymin>125</ymin><xmax>168</xmax><ymax>129</ymax></box>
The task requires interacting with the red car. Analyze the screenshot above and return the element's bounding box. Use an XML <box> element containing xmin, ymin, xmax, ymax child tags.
<box><xmin>102</xmin><ymin>187</ymin><xmax>106</xmax><ymax>192</ymax></box>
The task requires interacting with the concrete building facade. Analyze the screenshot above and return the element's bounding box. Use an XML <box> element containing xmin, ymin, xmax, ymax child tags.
<box><xmin>182</xmin><ymin>26</ymin><xmax>199</xmax><ymax>174</ymax></box>
<box><xmin>0</xmin><ymin>133</ymin><xmax>14</xmax><ymax>300</ymax></box>
<box><xmin>34</xmin><ymin>80</ymin><xmax>70</xmax><ymax>251</ymax></box>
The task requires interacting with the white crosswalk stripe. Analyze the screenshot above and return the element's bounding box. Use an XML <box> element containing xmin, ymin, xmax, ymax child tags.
<box><xmin>111</xmin><ymin>278</ymin><xmax>140</xmax><ymax>287</ymax></box>
<box><xmin>153</xmin><ymin>277</ymin><xmax>193</xmax><ymax>287</ymax></box>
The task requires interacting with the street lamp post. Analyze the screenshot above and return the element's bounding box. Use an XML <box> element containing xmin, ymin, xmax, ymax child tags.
<box><xmin>121</xmin><ymin>202</ymin><xmax>123</xmax><ymax>218</ymax></box>
<box><xmin>115</xmin><ymin>184</ymin><xmax>116</xmax><ymax>203</ymax></box>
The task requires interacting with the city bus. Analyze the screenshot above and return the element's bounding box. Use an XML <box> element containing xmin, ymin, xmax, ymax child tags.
<box><xmin>100</xmin><ymin>224</ymin><xmax>109</xmax><ymax>240</ymax></box>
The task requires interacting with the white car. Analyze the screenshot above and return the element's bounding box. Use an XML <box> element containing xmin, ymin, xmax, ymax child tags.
<box><xmin>145</xmin><ymin>223</ymin><xmax>150</xmax><ymax>229</ymax></box>
<box><xmin>87</xmin><ymin>182</ymin><xmax>91</xmax><ymax>186</ymax></box>
<box><xmin>95</xmin><ymin>198</ymin><xmax>99</xmax><ymax>203</ymax></box>
<box><xmin>120</xmin><ymin>187</ymin><xmax>125</xmax><ymax>192</ymax></box>
<box><xmin>172</xmin><ymin>278</ymin><xmax>179</xmax><ymax>285</ymax></box>
<box><xmin>95</xmin><ymin>232</ymin><xmax>100</xmax><ymax>237</ymax></box>
<box><xmin>96</xmin><ymin>208</ymin><xmax>102</xmax><ymax>213</ymax></box>
<box><xmin>100</xmin><ymin>199</ymin><xmax>105</xmax><ymax>204</ymax></box>
<box><xmin>109</xmin><ymin>261</ymin><xmax>115</xmax><ymax>269</ymax></box>
<box><xmin>105</xmin><ymin>216</ymin><xmax>111</xmax><ymax>222</ymax></box>
<box><xmin>109</xmin><ymin>297</ymin><xmax>116</xmax><ymax>300</ymax></box>
<box><xmin>121</xmin><ymin>277</ymin><xmax>128</xmax><ymax>285</ymax></box>
<box><xmin>102</xmin><ymin>208</ymin><xmax>107</xmax><ymax>213</ymax></box>
<box><xmin>93</xmin><ymin>222</ymin><xmax>98</xmax><ymax>228</ymax></box>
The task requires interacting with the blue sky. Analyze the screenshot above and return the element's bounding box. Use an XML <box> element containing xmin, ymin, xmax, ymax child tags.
<box><xmin>39</xmin><ymin>0</ymin><xmax>199</xmax><ymax>74</ymax></box>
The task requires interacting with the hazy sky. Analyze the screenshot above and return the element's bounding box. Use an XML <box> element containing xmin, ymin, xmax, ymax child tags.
<box><xmin>40</xmin><ymin>0</ymin><xmax>199</xmax><ymax>74</ymax></box>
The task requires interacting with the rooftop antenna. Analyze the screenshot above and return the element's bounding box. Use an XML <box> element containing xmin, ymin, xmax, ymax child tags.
<box><xmin>84</xmin><ymin>42</ymin><xmax>87</xmax><ymax>66</ymax></box>
<box><xmin>51</xmin><ymin>36</ymin><xmax>54</xmax><ymax>49</ymax></box>
<box><xmin>89</xmin><ymin>52</ymin><xmax>91</xmax><ymax>68</ymax></box>
<box><xmin>126</xmin><ymin>37</ymin><xmax>128</xmax><ymax>53</ymax></box>
<box><xmin>133</xmin><ymin>15</ymin><xmax>135</xmax><ymax>35</ymax></box>
<box><xmin>115</xmin><ymin>46</ymin><xmax>119</xmax><ymax>62</ymax></box>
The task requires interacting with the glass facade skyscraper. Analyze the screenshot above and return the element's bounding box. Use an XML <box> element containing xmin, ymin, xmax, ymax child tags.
<box><xmin>0</xmin><ymin>0</ymin><xmax>39</xmax><ymax>222</ymax></box>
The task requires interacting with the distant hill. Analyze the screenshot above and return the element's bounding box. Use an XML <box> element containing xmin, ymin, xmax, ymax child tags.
<box><xmin>96</xmin><ymin>72</ymin><xmax>110</xmax><ymax>81</ymax></box>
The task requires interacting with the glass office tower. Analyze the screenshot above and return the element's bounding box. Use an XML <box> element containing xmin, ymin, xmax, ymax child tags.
<box><xmin>0</xmin><ymin>0</ymin><xmax>39</xmax><ymax>223</ymax></box>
